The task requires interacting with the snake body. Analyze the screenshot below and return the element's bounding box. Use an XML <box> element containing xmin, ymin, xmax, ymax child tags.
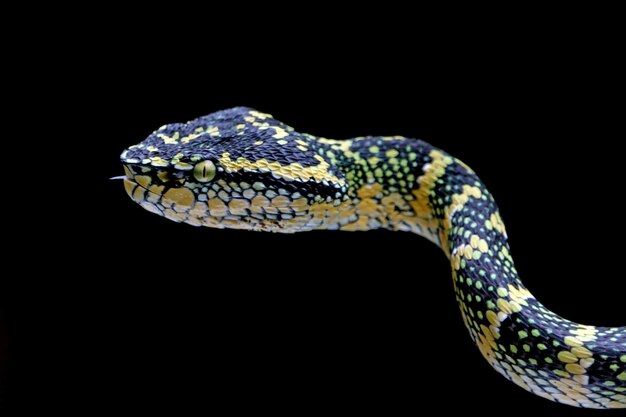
<box><xmin>120</xmin><ymin>107</ymin><xmax>626</xmax><ymax>409</ymax></box>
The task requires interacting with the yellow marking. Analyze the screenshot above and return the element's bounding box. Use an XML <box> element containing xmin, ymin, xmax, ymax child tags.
<box><xmin>557</xmin><ymin>351</ymin><xmax>578</xmax><ymax>363</ymax></box>
<box><xmin>357</xmin><ymin>183</ymin><xmax>383</xmax><ymax>199</ymax></box>
<box><xmin>564</xmin><ymin>363</ymin><xmax>586</xmax><ymax>375</ymax></box>
<box><xmin>486</xmin><ymin>310</ymin><xmax>500</xmax><ymax>326</ymax></box>
<box><xmin>496</xmin><ymin>298</ymin><xmax>512</xmax><ymax>315</ymax></box>
<box><xmin>123</xmin><ymin>179</ymin><xmax>136</xmax><ymax>197</ymax></box>
<box><xmin>273</xmin><ymin>127</ymin><xmax>289</xmax><ymax>139</ymax></box>
<box><xmin>150</xmin><ymin>156</ymin><xmax>169</xmax><ymax>167</ymax></box>
<box><xmin>251</xmin><ymin>195</ymin><xmax>270</xmax><ymax>211</ymax></box>
<box><xmin>163</xmin><ymin>208</ymin><xmax>185</xmax><ymax>222</ymax></box>
<box><xmin>607</xmin><ymin>401</ymin><xmax>626</xmax><ymax>408</ymax></box>
<box><xmin>135</xmin><ymin>175</ymin><xmax>151</xmax><ymax>189</ymax></box>
<box><xmin>147</xmin><ymin>145</ymin><xmax>159</xmax><ymax>152</ymax></box>
<box><xmin>571</xmin><ymin>346</ymin><xmax>593</xmax><ymax>359</ymax></box>
<box><xmin>478</xmin><ymin>239</ymin><xmax>489</xmax><ymax>253</ymax></box>
<box><xmin>228</xmin><ymin>199</ymin><xmax>250</xmax><ymax>215</ymax></box>
<box><xmin>297</xmin><ymin>145</ymin><xmax>308</xmax><ymax>152</ymax></box>
<box><xmin>341</xmin><ymin>216</ymin><xmax>369</xmax><ymax>231</ymax></box>
<box><xmin>496</xmin><ymin>287</ymin><xmax>508</xmax><ymax>297</ymax></box>
<box><xmin>132</xmin><ymin>186</ymin><xmax>145</xmax><ymax>202</ymax></box>
<box><xmin>271</xmin><ymin>196</ymin><xmax>290</xmax><ymax>208</ymax></box>
<box><xmin>254</xmin><ymin>141</ymin><xmax>264</xmax><ymax>145</ymax></box>
<box><xmin>277</xmin><ymin>139</ymin><xmax>288</xmax><ymax>145</ymax></box>
<box><xmin>207</xmin><ymin>198</ymin><xmax>228</xmax><ymax>215</ymax></box>
<box><xmin>563</xmin><ymin>336</ymin><xmax>583</xmax><ymax>347</ymax></box>
<box><xmin>157</xmin><ymin>131</ymin><xmax>179</xmax><ymax>144</ymax></box>
<box><xmin>181</xmin><ymin>133</ymin><xmax>202</xmax><ymax>144</ymax></box>
<box><xmin>249</xmin><ymin>110</ymin><xmax>271</xmax><ymax>119</ymax></box>
<box><xmin>123</xmin><ymin>165</ymin><xmax>134</xmax><ymax>179</ymax></box>
<box><xmin>219</xmin><ymin>152</ymin><xmax>345</xmax><ymax>186</ymax></box>
<box><xmin>385</xmin><ymin>149</ymin><xmax>399</xmax><ymax>158</ymax></box>
<box><xmin>367</xmin><ymin>156</ymin><xmax>380</xmax><ymax>165</ymax></box>
<box><xmin>163</xmin><ymin>187</ymin><xmax>195</xmax><ymax>208</ymax></box>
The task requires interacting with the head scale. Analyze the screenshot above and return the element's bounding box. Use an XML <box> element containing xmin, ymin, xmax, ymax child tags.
<box><xmin>120</xmin><ymin>107</ymin><xmax>349</xmax><ymax>232</ymax></box>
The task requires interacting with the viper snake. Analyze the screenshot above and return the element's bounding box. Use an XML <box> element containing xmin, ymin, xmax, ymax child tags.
<box><xmin>119</xmin><ymin>107</ymin><xmax>625</xmax><ymax>409</ymax></box>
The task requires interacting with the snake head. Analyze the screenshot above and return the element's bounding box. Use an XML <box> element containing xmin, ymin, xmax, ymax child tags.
<box><xmin>120</xmin><ymin>107</ymin><xmax>350</xmax><ymax>232</ymax></box>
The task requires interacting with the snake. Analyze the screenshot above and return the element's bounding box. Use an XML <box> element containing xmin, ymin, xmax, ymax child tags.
<box><xmin>119</xmin><ymin>107</ymin><xmax>626</xmax><ymax>409</ymax></box>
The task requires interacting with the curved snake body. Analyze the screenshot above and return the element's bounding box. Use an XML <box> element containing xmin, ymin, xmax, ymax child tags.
<box><xmin>120</xmin><ymin>107</ymin><xmax>626</xmax><ymax>409</ymax></box>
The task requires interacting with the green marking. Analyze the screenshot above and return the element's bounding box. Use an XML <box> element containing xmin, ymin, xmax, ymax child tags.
<box><xmin>522</xmin><ymin>344</ymin><xmax>531</xmax><ymax>353</ymax></box>
<box><xmin>496</xmin><ymin>287</ymin><xmax>508</xmax><ymax>297</ymax></box>
<box><xmin>552</xmin><ymin>340</ymin><xmax>559</xmax><ymax>347</ymax></box>
<box><xmin>510</xmin><ymin>344</ymin><xmax>518</xmax><ymax>354</ymax></box>
<box><xmin>544</xmin><ymin>357</ymin><xmax>553</xmax><ymax>364</ymax></box>
<box><xmin>518</xmin><ymin>331</ymin><xmax>528</xmax><ymax>339</ymax></box>
<box><xmin>610</xmin><ymin>364</ymin><xmax>619</xmax><ymax>371</ymax></box>
<box><xmin>475</xmin><ymin>281</ymin><xmax>482</xmax><ymax>290</ymax></box>
<box><xmin>618</xmin><ymin>372</ymin><xmax>626</xmax><ymax>381</ymax></box>
<box><xmin>621</xmin><ymin>355</ymin><xmax>626</xmax><ymax>363</ymax></box>
<box><xmin>537</xmin><ymin>343</ymin><xmax>547</xmax><ymax>350</ymax></box>
<box><xmin>531</xmin><ymin>329</ymin><xmax>540</xmax><ymax>337</ymax></box>
<box><xmin>529</xmin><ymin>358</ymin><xmax>538</xmax><ymax>366</ymax></box>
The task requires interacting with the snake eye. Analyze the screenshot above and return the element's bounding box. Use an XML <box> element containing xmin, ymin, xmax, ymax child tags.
<box><xmin>193</xmin><ymin>160</ymin><xmax>216</xmax><ymax>183</ymax></box>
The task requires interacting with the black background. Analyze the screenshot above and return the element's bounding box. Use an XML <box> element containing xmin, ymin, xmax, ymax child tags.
<box><xmin>8</xmin><ymin>18</ymin><xmax>626</xmax><ymax>414</ymax></box>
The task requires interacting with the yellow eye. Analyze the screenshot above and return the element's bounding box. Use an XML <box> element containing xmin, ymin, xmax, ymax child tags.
<box><xmin>193</xmin><ymin>160</ymin><xmax>216</xmax><ymax>182</ymax></box>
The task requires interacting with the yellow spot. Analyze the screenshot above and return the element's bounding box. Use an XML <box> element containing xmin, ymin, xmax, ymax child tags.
<box><xmin>478</xmin><ymin>239</ymin><xmax>489</xmax><ymax>253</ymax></box>
<box><xmin>496</xmin><ymin>298</ymin><xmax>512</xmax><ymax>315</ymax></box>
<box><xmin>277</xmin><ymin>139</ymin><xmax>288</xmax><ymax>145</ymax></box>
<box><xmin>272</xmin><ymin>127</ymin><xmax>289</xmax><ymax>139</ymax></box>
<box><xmin>509</xmin><ymin>301</ymin><xmax>523</xmax><ymax>313</ymax></box>
<box><xmin>385</xmin><ymin>149</ymin><xmax>399</xmax><ymax>158</ymax></box>
<box><xmin>557</xmin><ymin>351</ymin><xmax>578</xmax><ymax>363</ymax></box>
<box><xmin>369</xmin><ymin>146</ymin><xmax>379</xmax><ymax>154</ymax></box>
<box><xmin>249</xmin><ymin>110</ymin><xmax>271</xmax><ymax>119</ymax></box>
<box><xmin>571</xmin><ymin>346</ymin><xmax>593</xmax><ymax>359</ymax></box>
<box><xmin>357</xmin><ymin>183</ymin><xmax>383</xmax><ymax>199</ymax></box>
<box><xmin>251</xmin><ymin>195</ymin><xmax>270</xmax><ymax>210</ymax></box>
<box><xmin>132</xmin><ymin>186</ymin><xmax>145</xmax><ymax>202</ymax></box>
<box><xmin>496</xmin><ymin>287</ymin><xmax>508</xmax><ymax>297</ymax></box>
<box><xmin>563</xmin><ymin>336</ymin><xmax>583</xmax><ymax>347</ymax></box>
<box><xmin>207</xmin><ymin>198</ymin><xmax>227</xmax><ymax>215</ymax></box>
<box><xmin>297</xmin><ymin>145</ymin><xmax>308</xmax><ymax>152</ymax></box>
<box><xmin>163</xmin><ymin>187</ymin><xmax>195</xmax><ymax>208</ymax></box>
<box><xmin>579</xmin><ymin>358</ymin><xmax>594</xmax><ymax>368</ymax></box>
<box><xmin>564</xmin><ymin>363</ymin><xmax>586</xmax><ymax>375</ymax></box>
<box><xmin>181</xmin><ymin>133</ymin><xmax>202</xmax><ymax>144</ymax></box>
<box><xmin>123</xmin><ymin>165</ymin><xmax>134</xmax><ymax>179</ymax></box>
<box><xmin>254</xmin><ymin>141</ymin><xmax>264</xmax><ymax>145</ymax></box>
<box><xmin>219</xmin><ymin>152</ymin><xmax>345</xmax><ymax>186</ymax></box>
<box><xmin>341</xmin><ymin>216</ymin><xmax>369</xmax><ymax>231</ymax></box>
<box><xmin>271</xmin><ymin>196</ymin><xmax>290</xmax><ymax>208</ymax></box>
<box><xmin>367</xmin><ymin>156</ymin><xmax>380</xmax><ymax>165</ymax></box>
<box><xmin>123</xmin><ymin>179</ymin><xmax>136</xmax><ymax>197</ymax></box>
<box><xmin>607</xmin><ymin>401</ymin><xmax>626</xmax><ymax>408</ymax></box>
<box><xmin>486</xmin><ymin>310</ymin><xmax>500</xmax><ymax>326</ymax></box>
<box><xmin>157</xmin><ymin>132</ymin><xmax>179</xmax><ymax>144</ymax></box>
<box><xmin>135</xmin><ymin>175</ymin><xmax>151</xmax><ymax>189</ymax></box>
<box><xmin>470</xmin><ymin>235</ymin><xmax>479</xmax><ymax>248</ymax></box>
<box><xmin>228</xmin><ymin>199</ymin><xmax>250</xmax><ymax>211</ymax></box>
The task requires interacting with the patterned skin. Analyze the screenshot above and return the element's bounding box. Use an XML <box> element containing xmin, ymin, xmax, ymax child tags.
<box><xmin>120</xmin><ymin>107</ymin><xmax>626</xmax><ymax>409</ymax></box>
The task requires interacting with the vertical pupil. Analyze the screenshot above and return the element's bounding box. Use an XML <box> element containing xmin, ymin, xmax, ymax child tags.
<box><xmin>203</xmin><ymin>165</ymin><xmax>206</xmax><ymax>177</ymax></box>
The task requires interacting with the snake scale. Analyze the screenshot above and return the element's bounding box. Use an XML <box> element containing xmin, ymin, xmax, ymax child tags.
<box><xmin>120</xmin><ymin>107</ymin><xmax>625</xmax><ymax>409</ymax></box>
